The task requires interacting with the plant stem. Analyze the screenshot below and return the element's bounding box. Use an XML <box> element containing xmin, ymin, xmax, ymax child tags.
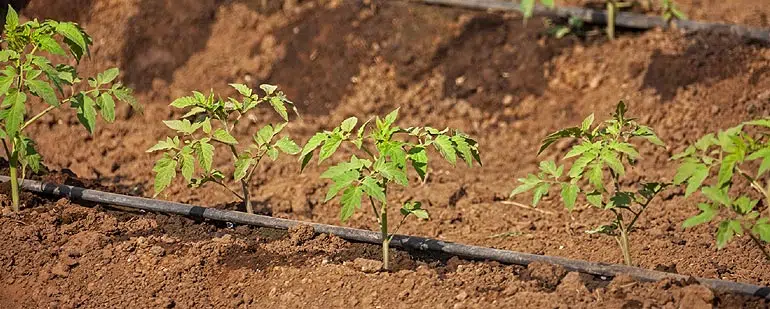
<box><xmin>749</xmin><ymin>232</ymin><xmax>770</xmax><ymax>261</ymax></box>
<box><xmin>211</xmin><ymin>180</ymin><xmax>244</xmax><ymax>200</ymax></box>
<box><xmin>241</xmin><ymin>180</ymin><xmax>252</xmax><ymax>214</ymax></box>
<box><xmin>21</xmin><ymin>105</ymin><xmax>57</xmax><ymax>131</ymax></box>
<box><xmin>380</xmin><ymin>202</ymin><xmax>389</xmax><ymax>271</ymax></box>
<box><xmin>2</xmin><ymin>140</ymin><xmax>18</xmax><ymax>212</ymax></box>
<box><xmin>616</xmin><ymin>221</ymin><xmax>632</xmax><ymax>266</ymax></box>
<box><xmin>606</xmin><ymin>0</ymin><xmax>617</xmax><ymax>40</ymax></box>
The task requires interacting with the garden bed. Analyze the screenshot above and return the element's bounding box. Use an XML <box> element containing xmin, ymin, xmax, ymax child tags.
<box><xmin>3</xmin><ymin>0</ymin><xmax>770</xmax><ymax>307</ymax></box>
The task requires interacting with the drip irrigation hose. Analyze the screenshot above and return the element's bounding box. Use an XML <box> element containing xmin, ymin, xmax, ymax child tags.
<box><xmin>412</xmin><ymin>0</ymin><xmax>770</xmax><ymax>44</ymax></box>
<box><xmin>2</xmin><ymin>175</ymin><xmax>769</xmax><ymax>299</ymax></box>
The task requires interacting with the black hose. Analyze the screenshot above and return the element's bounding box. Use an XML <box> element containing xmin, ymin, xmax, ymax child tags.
<box><xmin>3</xmin><ymin>175</ymin><xmax>770</xmax><ymax>299</ymax></box>
<box><xmin>413</xmin><ymin>0</ymin><xmax>770</xmax><ymax>44</ymax></box>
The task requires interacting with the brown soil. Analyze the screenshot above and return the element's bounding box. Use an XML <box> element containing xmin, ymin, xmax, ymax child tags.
<box><xmin>2</xmin><ymin>0</ymin><xmax>770</xmax><ymax>307</ymax></box>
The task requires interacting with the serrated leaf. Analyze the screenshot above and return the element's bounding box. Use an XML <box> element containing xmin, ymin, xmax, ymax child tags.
<box><xmin>56</xmin><ymin>22</ymin><xmax>88</xmax><ymax>60</ymax></box>
<box><xmin>197</xmin><ymin>140</ymin><xmax>214</xmax><ymax>172</ymax></box>
<box><xmin>682</xmin><ymin>203</ymin><xmax>718</xmax><ymax>228</ymax></box>
<box><xmin>152</xmin><ymin>156</ymin><xmax>177</xmax><ymax>196</ymax></box>
<box><xmin>234</xmin><ymin>155</ymin><xmax>253</xmax><ymax>182</ymax></box>
<box><xmin>452</xmin><ymin>134</ymin><xmax>476</xmax><ymax>167</ymax></box>
<box><xmin>230</xmin><ymin>83</ymin><xmax>252</xmax><ymax>97</ymax></box>
<box><xmin>260</xmin><ymin>84</ymin><xmax>277</xmax><ymax>95</ymax></box>
<box><xmin>99</xmin><ymin>68</ymin><xmax>119</xmax><ymax>85</ymax></box>
<box><xmin>340</xmin><ymin>117</ymin><xmax>358</xmax><ymax>133</ymax></box>
<box><xmin>753</xmin><ymin>219</ymin><xmax>770</xmax><ymax>242</ymax></box>
<box><xmin>146</xmin><ymin>139</ymin><xmax>177</xmax><ymax>153</ymax></box>
<box><xmin>180</xmin><ymin>147</ymin><xmax>195</xmax><ymax>183</ymax></box>
<box><xmin>568</xmin><ymin>151</ymin><xmax>597</xmax><ymax>178</ymax></box>
<box><xmin>269</xmin><ymin>96</ymin><xmax>289</xmax><ymax>121</ymax></box>
<box><xmin>539</xmin><ymin>127</ymin><xmax>582</xmax><ymax>155</ymax></box>
<box><xmin>586</xmin><ymin>191</ymin><xmax>603</xmax><ymax>208</ymax></box>
<box><xmin>433</xmin><ymin>134</ymin><xmax>457</xmax><ymax>166</ymax></box>
<box><xmin>321</xmin><ymin>159</ymin><xmax>364</xmax><ymax>179</ymax></box>
<box><xmin>339</xmin><ymin>186</ymin><xmax>363</xmax><ymax>222</ymax></box>
<box><xmin>266</xmin><ymin>147</ymin><xmax>279</xmax><ymax>161</ymax></box>
<box><xmin>213</xmin><ymin>128</ymin><xmax>238</xmax><ymax>145</ymax></box>
<box><xmin>300</xmin><ymin>133</ymin><xmax>328</xmax><ymax>171</ymax></box>
<box><xmin>361</xmin><ymin>176</ymin><xmax>386</xmax><ymax>203</ymax></box>
<box><xmin>0</xmin><ymin>74</ymin><xmax>14</xmax><ymax>96</ymax></box>
<box><xmin>587</xmin><ymin>162</ymin><xmax>604</xmax><ymax>191</ymax></box>
<box><xmin>717</xmin><ymin>221</ymin><xmax>736</xmax><ymax>249</ymax></box>
<box><xmin>98</xmin><ymin>93</ymin><xmax>115</xmax><ymax>122</ymax></box>
<box><xmin>325</xmin><ymin>170</ymin><xmax>360</xmax><ymax>202</ymax></box>
<box><xmin>77</xmin><ymin>94</ymin><xmax>98</xmax><ymax>134</ymax></box>
<box><xmin>318</xmin><ymin>134</ymin><xmax>342</xmax><ymax>164</ymax></box>
<box><xmin>384</xmin><ymin>108</ymin><xmax>399</xmax><ymax>126</ymax></box>
<box><xmin>510</xmin><ymin>174</ymin><xmax>541</xmax><ymax>198</ymax></box>
<box><xmin>702</xmin><ymin>186</ymin><xmax>730</xmax><ymax>206</ymax></box>
<box><xmin>733</xmin><ymin>196</ymin><xmax>758</xmax><ymax>215</ymax></box>
<box><xmin>4</xmin><ymin>90</ymin><xmax>25</xmax><ymax>137</ymax></box>
<box><xmin>163</xmin><ymin>119</ymin><xmax>194</xmax><ymax>134</ymax></box>
<box><xmin>170</xmin><ymin>96</ymin><xmax>197</xmax><ymax>109</ymax></box>
<box><xmin>408</xmin><ymin>146</ymin><xmax>429</xmax><ymax>181</ymax></box>
<box><xmin>36</xmin><ymin>35</ymin><xmax>66</xmax><ymax>56</ymax></box>
<box><xmin>275</xmin><ymin>136</ymin><xmax>300</xmax><ymax>154</ymax></box>
<box><xmin>673</xmin><ymin>160</ymin><xmax>697</xmax><ymax>185</ymax></box>
<box><xmin>685</xmin><ymin>164</ymin><xmax>708</xmax><ymax>197</ymax></box>
<box><xmin>581</xmin><ymin>114</ymin><xmax>594</xmax><ymax>132</ymax></box>
<box><xmin>609</xmin><ymin>142</ymin><xmax>639</xmax><ymax>160</ymax></box>
<box><xmin>561</xmin><ymin>183</ymin><xmax>579</xmax><ymax>210</ymax></box>
<box><xmin>378</xmin><ymin>162</ymin><xmax>408</xmax><ymax>186</ymax></box>
<box><xmin>601</xmin><ymin>151</ymin><xmax>625</xmax><ymax>176</ymax></box>
<box><xmin>717</xmin><ymin>153</ymin><xmax>741</xmax><ymax>187</ymax></box>
<box><xmin>564</xmin><ymin>142</ymin><xmax>594</xmax><ymax>159</ymax></box>
<box><xmin>532</xmin><ymin>182</ymin><xmax>550</xmax><ymax>206</ymax></box>
<box><xmin>5</xmin><ymin>5</ymin><xmax>18</xmax><ymax>31</ymax></box>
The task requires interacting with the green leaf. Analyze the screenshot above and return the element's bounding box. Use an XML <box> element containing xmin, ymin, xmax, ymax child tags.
<box><xmin>384</xmin><ymin>108</ymin><xmax>399</xmax><ymax>126</ymax></box>
<box><xmin>702</xmin><ymin>186</ymin><xmax>730</xmax><ymax>206</ymax></box>
<box><xmin>532</xmin><ymin>182</ymin><xmax>550</xmax><ymax>206</ymax></box>
<box><xmin>378</xmin><ymin>162</ymin><xmax>408</xmax><ymax>186</ymax></box>
<box><xmin>163</xmin><ymin>120</ymin><xmax>195</xmax><ymax>134</ymax></box>
<box><xmin>318</xmin><ymin>134</ymin><xmax>342</xmax><ymax>164</ymax></box>
<box><xmin>673</xmin><ymin>160</ymin><xmax>698</xmax><ymax>185</ymax></box>
<box><xmin>321</xmin><ymin>159</ymin><xmax>364</xmax><ymax>179</ymax></box>
<box><xmin>634</xmin><ymin>125</ymin><xmax>665</xmax><ymax>146</ymax></box>
<box><xmin>360</xmin><ymin>176</ymin><xmax>386</xmax><ymax>203</ymax></box>
<box><xmin>98</xmin><ymin>93</ymin><xmax>115</xmax><ymax>122</ymax></box>
<box><xmin>685</xmin><ymin>164</ymin><xmax>709</xmax><ymax>197</ymax></box>
<box><xmin>586</xmin><ymin>191</ymin><xmax>603</xmax><ymax>208</ymax></box>
<box><xmin>255</xmin><ymin>124</ymin><xmax>275</xmax><ymax>146</ymax></box>
<box><xmin>408</xmin><ymin>147</ymin><xmax>428</xmax><ymax>181</ymax></box>
<box><xmin>717</xmin><ymin>153</ymin><xmax>741</xmax><ymax>187</ymax></box>
<box><xmin>299</xmin><ymin>133</ymin><xmax>328</xmax><ymax>171</ymax></box>
<box><xmin>561</xmin><ymin>183</ymin><xmax>579</xmax><ymax>210</ymax></box>
<box><xmin>170</xmin><ymin>96</ymin><xmax>197</xmax><ymax>109</ymax></box>
<box><xmin>539</xmin><ymin>127</ymin><xmax>582</xmax><ymax>155</ymax></box>
<box><xmin>275</xmin><ymin>136</ymin><xmax>300</xmax><ymax>154</ymax></box>
<box><xmin>716</xmin><ymin>220</ymin><xmax>740</xmax><ymax>248</ymax></box>
<box><xmin>213</xmin><ymin>128</ymin><xmax>238</xmax><ymax>145</ymax></box>
<box><xmin>433</xmin><ymin>134</ymin><xmax>457</xmax><ymax>166</ymax></box>
<box><xmin>339</xmin><ymin>186</ymin><xmax>363</xmax><ymax>222</ymax></box>
<box><xmin>234</xmin><ymin>155</ymin><xmax>253</xmax><ymax>182</ymax></box>
<box><xmin>0</xmin><ymin>74</ymin><xmax>14</xmax><ymax>96</ymax></box>
<box><xmin>340</xmin><ymin>117</ymin><xmax>358</xmax><ymax>133</ymax></box>
<box><xmin>99</xmin><ymin>68</ymin><xmax>119</xmax><ymax>85</ymax></box>
<box><xmin>568</xmin><ymin>151</ymin><xmax>597</xmax><ymax>178</ymax></box>
<box><xmin>581</xmin><ymin>114</ymin><xmax>594</xmax><ymax>132</ymax></box>
<box><xmin>269</xmin><ymin>96</ymin><xmax>289</xmax><ymax>121</ymax></box>
<box><xmin>452</xmin><ymin>134</ymin><xmax>477</xmax><ymax>167</ymax></box>
<box><xmin>36</xmin><ymin>35</ymin><xmax>66</xmax><ymax>56</ymax></box>
<box><xmin>609</xmin><ymin>142</ymin><xmax>639</xmax><ymax>160</ymax></box>
<box><xmin>4</xmin><ymin>90</ymin><xmax>25</xmax><ymax>137</ymax></box>
<box><xmin>510</xmin><ymin>174</ymin><xmax>542</xmax><ymax>198</ymax></box>
<box><xmin>601</xmin><ymin>151</ymin><xmax>625</xmax><ymax>176</ymax></box>
<box><xmin>146</xmin><ymin>138</ymin><xmax>177</xmax><ymax>153</ymax></box>
<box><xmin>540</xmin><ymin>0</ymin><xmax>554</xmax><ymax>8</ymax></box>
<box><xmin>733</xmin><ymin>196</ymin><xmax>758</xmax><ymax>215</ymax></box>
<box><xmin>564</xmin><ymin>142</ymin><xmax>595</xmax><ymax>159</ymax></box>
<box><xmin>260</xmin><ymin>84</ymin><xmax>277</xmax><ymax>95</ymax></box>
<box><xmin>752</xmin><ymin>219</ymin><xmax>770</xmax><ymax>243</ymax></box>
<box><xmin>152</xmin><ymin>156</ymin><xmax>177</xmax><ymax>196</ymax></box>
<box><xmin>56</xmin><ymin>22</ymin><xmax>89</xmax><ymax>60</ymax></box>
<box><xmin>197</xmin><ymin>140</ymin><xmax>215</xmax><ymax>172</ymax></box>
<box><xmin>586</xmin><ymin>162</ymin><xmax>604</xmax><ymax>191</ymax></box>
<box><xmin>4</xmin><ymin>5</ymin><xmax>18</xmax><ymax>31</ymax></box>
<box><xmin>325</xmin><ymin>170</ymin><xmax>360</xmax><ymax>202</ymax></box>
<box><xmin>682</xmin><ymin>203</ymin><xmax>718</xmax><ymax>228</ymax></box>
<box><xmin>230</xmin><ymin>83</ymin><xmax>252</xmax><ymax>97</ymax></box>
<box><xmin>265</xmin><ymin>147</ymin><xmax>279</xmax><ymax>161</ymax></box>
<box><xmin>180</xmin><ymin>147</ymin><xmax>195</xmax><ymax>183</ymax></box>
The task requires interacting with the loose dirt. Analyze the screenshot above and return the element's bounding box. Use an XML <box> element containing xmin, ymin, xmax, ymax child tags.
<box><xmin>2</xmin><ymin>0</ymin><xmax>770</xmax><ymax>307</ymax></box>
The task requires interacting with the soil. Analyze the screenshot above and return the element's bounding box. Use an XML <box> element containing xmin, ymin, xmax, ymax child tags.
<box><xmin>1</xmin><ymin>0</ymin><xmax>770</xmax><ymax>307</ymax></box>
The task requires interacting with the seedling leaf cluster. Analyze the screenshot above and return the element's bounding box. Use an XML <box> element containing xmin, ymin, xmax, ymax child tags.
<box><xmin>148</xmin><ymin>84</ymin><xmax>299</xmax><ymax>214</ymax></box>
<box><xmin>511</xmin><ymin>102</ymin><xmax>667</xmax><ymax>266</ymax></box>
<box><xmin>299</xmin><ymin>108</ymin><xmax>481</xmax><ymax>270</ymax></box>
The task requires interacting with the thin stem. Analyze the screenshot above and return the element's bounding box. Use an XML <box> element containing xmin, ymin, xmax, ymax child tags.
<box><xmin>2</xmin><ymin>139</ymin><xmax>18</xmax><ymax>212</ymax></box>
<box><xmin>368</xmin><ymin>196</ymin><xmax>381</xmax><ymax>225</ymax></box>
<box><xmin>749</xmin><ymin>232</ymin><xmax>770</xmax><ymax>261</ymax></box>
<box><xmin>211</xmin><ymin>180</ymin><xmax>244</xmax><ymax>201</ymax></box>
<box><xmin>388</xmin><ymin>214</ymin><xmax>410</xmax><ymax>241</ymax></box>
<box><xmin>380</xmin><ymin>201</ymin><xmax>390</xmax><ymax>271</ymax></box>
<box><xmin>616</xmin><ymin>218</ymin><xmax>632</xmax><ymax>266</ymax></box>
<box><xmin>21</xmin><ymin>105</ymin><xmax>56</xmax><ymax>131</ymax></box>
<box><xmin>606</xmin><ymin>0</ymin><xmax>617</xmax><ymax>40</ymax></box>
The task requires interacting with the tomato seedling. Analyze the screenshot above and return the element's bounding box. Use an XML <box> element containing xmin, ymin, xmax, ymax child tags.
<box><xmin>673</xmin><ymin>120</ymin><xmax>770</xmax><ymax>260</ymax></box>
<box><xmin>148</xmin><ymin>84</ymin><xmax>300</xmax><ymax>214</ymax></box>
<box><xmin>519</xmin><ymin>0</ymin><xmax>555</xmax><ymax>21</ymax></box>
<box><xmin>299</xmin><ymin>108</ymin><xmax>481</xmax><ymax>270</ymax></box>
<box><xmin>0</xmin><ymin>6</ymin><xmax>138</xmax><ymax>212</ymax></box>
<box><xmin>510</xmin><ymin>102</ymin><xmax>667</xmax><ymax>266</ymax></box>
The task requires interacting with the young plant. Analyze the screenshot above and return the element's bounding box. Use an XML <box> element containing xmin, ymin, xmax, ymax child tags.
<box><xmin>148</xmin><ymin>84</ymin><xmax>299</xmax><ymax>214</ymax></box>
<box><xmin>510</xmin><ymin>102</ymin><xmax>667</xmax><ymax>266</ymax></box>
<box><xmin>0</xmin><ymin>6</ymin><xmax>138</xmax><ymax>212</ymax></box>
<box><xmin>673</xmin><ymin>120</ymin><xmax>770</xmax><ymax>260</ymax></box>
<box><xmin>299</xmin><ymin>108</ymin><xmax>481</xmax><ymax>270</ymax></box>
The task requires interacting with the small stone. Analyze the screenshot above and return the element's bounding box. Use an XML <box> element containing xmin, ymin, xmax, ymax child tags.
<box><xmin>149</xmin><ymin>245</ymin><xmax>166</xmax><ymax>257</ymax></box>
<box><xmin>455</xmin><ymin>290</ymin><xmax>468</xmax><ymax>301</ymax></box>
<box><xmin>352</xmin><ymin>258</ymin><xmax>383</xmax><ymax>273</ymax></box>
